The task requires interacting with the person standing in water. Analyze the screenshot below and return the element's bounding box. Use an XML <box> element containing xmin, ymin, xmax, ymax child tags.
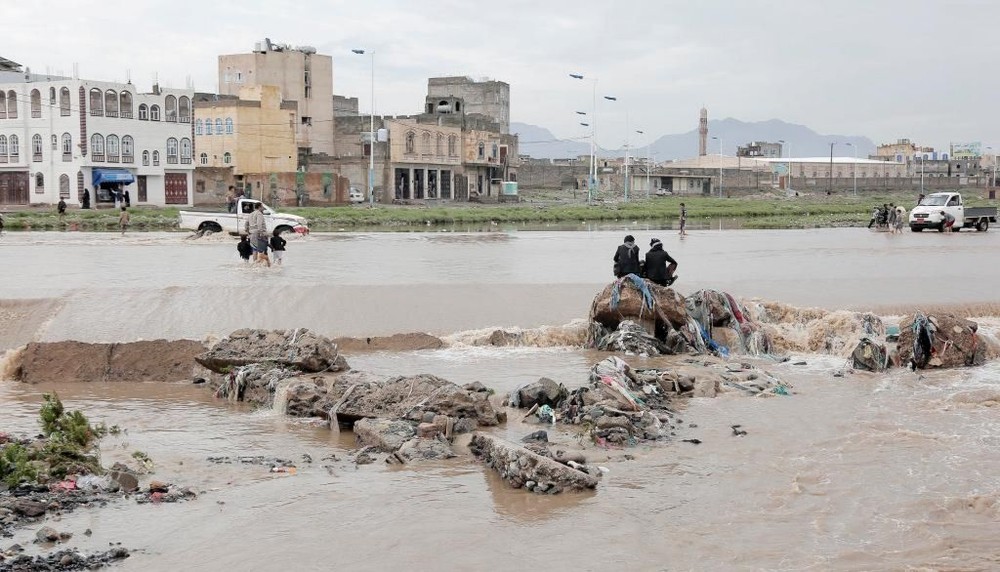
<box><xmin>118</xmin><ymin>207</ymin><xmax>130</xmax><ymax>235</ymax></box>
<box><xmin>269</xmin><ymin>229</ymin><xmax>287</xmax><ymax>265</ymax></box>
<box><xmin>679</xmin><ymin>202</ymin><xmax>688</xmax><ymax>235</ymax></box>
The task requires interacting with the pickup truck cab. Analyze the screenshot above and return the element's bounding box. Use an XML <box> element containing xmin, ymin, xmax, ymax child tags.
<box><xmin>909</xmin><ymin>192</ymin><xmax>996</xmax><ymax>232</ymax></box>
<box><xmin>179</xmin><ymin>198</ymin><xmax>309</xmax><ymax>235</ymax></box>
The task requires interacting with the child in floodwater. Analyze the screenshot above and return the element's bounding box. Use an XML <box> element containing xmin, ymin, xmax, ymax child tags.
<box><xmin>118</xmin><ymin>207</ymin><xmax>130</xmax><ymax>235</ymax></box>
<box><xmin>237</xmin><ymin>235</ymin><xmax>253</xmax><ymax>262</ymax></box>
<box><xmin>269</xmin><ymin>229</ymin><xmax>287</xmax><ymax>265</ymax></box>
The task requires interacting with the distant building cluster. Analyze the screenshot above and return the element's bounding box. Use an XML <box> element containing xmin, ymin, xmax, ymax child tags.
<box><xmin>0</xmin><ymin>39</ymin><xmax>518</xmax><ymax>207</ymax></box>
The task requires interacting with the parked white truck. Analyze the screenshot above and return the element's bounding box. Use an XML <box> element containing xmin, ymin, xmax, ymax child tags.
<box><xmin>908</xmin><ymin>192</ymin><xmax>997</xmax><ymax>232</ymax></box>
<box><xmin>178</xmin><ymin>199</ymin><xmax>309</xmax><ymax>235</ymax></box>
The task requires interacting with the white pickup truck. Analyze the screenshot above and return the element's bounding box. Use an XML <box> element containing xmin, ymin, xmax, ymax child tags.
<box><xmin>178</xmin><ymin>198</ymin><xmax>309</xmax><ymax>235</ymax></box>
<box><xmin>908</xmin><ymin>192</ymin><xmax>997</xmax><ymax>232</ymax></box>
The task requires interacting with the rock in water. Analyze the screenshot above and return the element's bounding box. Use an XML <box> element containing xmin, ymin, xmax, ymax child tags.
<box><xmin>353</xmin><ymin>418</ymin><xmax>416</xmax><ymax>452</ymax></box>
<box><xmin>469</xmin><ymin>433</ymin><xmax>599</xmax><ymax>492</ymax></box>
<box><xmin>196</xmin><ymin>328</ymin><xmax>343</xmax><ymax>373</ymax></box>
<box><xmin>513</xmin><ymin>377</ymin><xmax>568</xmax><ymax>408</ymax></box>
<box><xmin>897</xmin><ymin>313</ymin><xmax>986</xmax><ymax>369</ymax></box>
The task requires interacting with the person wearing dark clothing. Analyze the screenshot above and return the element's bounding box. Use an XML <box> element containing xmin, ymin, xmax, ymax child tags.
<box><xmin>124</xmin><ymin>190</ymin><xmax>131</xmax><ymax>207</ymax></box>
<box><xmin>613</xmin><ymin>235</ymin><xmax>641</xmax><ymax>278</ymax></box>
<box><xmin>237</xmin><ymin>235</ymin><xmax>253</xmax><ymax>262</ymax></box>
<box><xmin>82</xmin><ymin>189</ymin><xmax>91</xmax><ymax>209</ymax></box>
<box><xmin>269</xmin><ymin>229</ymin><xmax>287</xmax><ymax>265</ymax></box>
<box><xmin>643</xmin><ymin>238</ymin><xmax>678</xmax><ymax>286</ymax></box>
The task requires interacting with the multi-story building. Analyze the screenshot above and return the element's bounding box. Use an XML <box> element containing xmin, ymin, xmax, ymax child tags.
<box><xmin>218</xmin><ymin>39</ymin><xmax>333</xmax><ymax>158</ymax></box>
<box><xmin>0</xmin><ymin>75</ymin><xmax>194</xmax><ymax>206</ymax></box>
<box><xmin>387</xmin><ymin>118</ymin><xmax>462</xmax><ymax>199</ymax></box>
<box><xmin>192</xmin><ymin>85</ymin><xmax>298</xmax><ymax>199</ymax></box>
<box><xmin>426</xmin><ymin>77</ymin><xmax>510</xmax><ymax>134</ymax></box>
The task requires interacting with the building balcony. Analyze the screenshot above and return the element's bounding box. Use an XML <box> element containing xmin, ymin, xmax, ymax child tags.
<box><xmin>8</xmin><ymin>154</ymin><xmax>17</xmax><ymax>162</ymax></box>
<box><xmin>107</xmin><ymin>155</ymin><xmax>119</xmax><ymax>163</ymax></box>
<box><xmin>180</xmin><ymin>115</ymin><xmax>190</xmax><ymax>123</ymax></box>
<box><xmin>181</xmin><ymin>157</ymin><xmax>192</xmax><ymax>164</ymax></box>
<box><xmin>60</xmin><ymin>109</ymin><xmax>71</xmax><ymax>117</ymax></box>
<box><xmin>0</xmin><ymin>155</ymin><xmax>6</xmax><ymax>163</ymax></box>
<box><xmin>32</xmin><ymin>153</ymin><xmax>41</xmax><ymax>162</ymax></box>
<box><xmin>106</xmin><ymin>111</ymin><xmax>119</xmax><ymax>118</ymax></box>
<box><xmin>62</xmin><ymin>153</ymin><xmax>71</xmax><ymax>162</ymax></box>
<box><xmin>167</xmin><ymin>156</ymin><xmax>178</xmax><ymax>164</ymax></box>
<box><xmin>120</xmin><ymin>111</ymin><xmax>133</xmax><ymax>119</ymax></box>
<box><xmin>91</xmin><ymin>153</ymin><xmax>105</xmax><ymax>162</ymax></box>
<box><xmin>90</xmin><ymin>110</ymin><xmax>103</xmax><ymax>117</ymax></box>
<box><xmin>31</xmin><ymin>111</ymin><xmax>41</xmax><ymax>118</ymax></box>
<box><xmin>165</xmin><ymin>114</ymin><xmax>177</xmax><ymax>123</ymax></box>
<box><xmin>122</xmin><ymin>155</ymin><xmax>134</xmax><ymax>164</ymax></box>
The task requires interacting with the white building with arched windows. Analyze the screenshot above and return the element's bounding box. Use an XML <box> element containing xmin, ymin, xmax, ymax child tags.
<box><xmin>0</xmin><ymin>74</ymin><xmax>194</xmax><ymax>207</ymax></box>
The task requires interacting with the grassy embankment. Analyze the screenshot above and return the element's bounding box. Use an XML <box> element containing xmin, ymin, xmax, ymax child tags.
<box><xmin>0</xmin><ymin>191</ymin><xmax>982</xmax><ymax>232</ymax></box>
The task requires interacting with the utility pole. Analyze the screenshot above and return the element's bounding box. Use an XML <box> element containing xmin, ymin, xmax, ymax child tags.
<box><xmin>829</xmin><ymin>142</ymin><xmax>835</xmax><ymax>194</ymax></box>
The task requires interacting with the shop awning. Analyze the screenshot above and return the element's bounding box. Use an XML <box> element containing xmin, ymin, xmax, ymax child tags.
<box><xmin>92</xmin><ymin>168</ymin><xmax>135</xmax><ymax>186</ymax></box>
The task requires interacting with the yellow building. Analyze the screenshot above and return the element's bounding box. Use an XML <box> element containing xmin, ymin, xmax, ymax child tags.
<box><xmin>193</xmin><ymin>85</ymin><xmax>297</xmax><ymax>176</ymax></box>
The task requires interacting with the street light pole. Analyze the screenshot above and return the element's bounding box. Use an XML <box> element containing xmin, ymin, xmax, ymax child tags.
<box><xmin>712</xmin><ymin>136</ymin><xmax>723</xmax><ymax>197</ymax></box>
<box><xmin>636</xmin><ymin>129</ymin><xmax>648</xmax><ymax>199</ymax></box>
<box><xmin>352</xmin><ymin>49</ymin><xmax>376</xmax><ymax>207</ymax></box>
<box><xmin>570</xmin><ymin>74</ymin><xmax>597</xmax><ymax>203</ymax></box>
<box><xmin>828</xmin><ymin>142</ymin><xmax>836</xmax><ymax>194</ymax></box>
<box><xmin>845</xmin><ymin>142</ymin><xmax>857</xmax><ymax>196</ymax></box>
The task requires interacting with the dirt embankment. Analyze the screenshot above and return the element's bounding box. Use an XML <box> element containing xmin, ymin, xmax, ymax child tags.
<box><xmin>10</xmin><ymin>340</ymin><xmax>207</xmax><ymax>383</ymax></box>
<box><xmin>333</xmin><ymin>333</ymin><xmax>444</xmax><ymax>352</ymax></box>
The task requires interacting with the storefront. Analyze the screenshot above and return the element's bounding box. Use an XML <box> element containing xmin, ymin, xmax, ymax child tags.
<box><xmin>92</xmin><ymin>168</ymin><xmax>135</xmax><ymax>203</ymax></box>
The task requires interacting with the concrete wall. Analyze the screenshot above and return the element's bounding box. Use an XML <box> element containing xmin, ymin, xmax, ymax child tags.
<box><xmin>427</xmin><ymin>77</ymin><xmax>510</xmax><ymax>134</ymax></box>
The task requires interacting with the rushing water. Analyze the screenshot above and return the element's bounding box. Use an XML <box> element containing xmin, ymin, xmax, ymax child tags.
<box><xmin>2</xmin><ymin>228</ymin><xmax>1000</xmax><ymax>570</ymax></box>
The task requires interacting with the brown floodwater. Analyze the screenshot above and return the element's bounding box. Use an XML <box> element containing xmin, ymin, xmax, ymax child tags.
<box><xmin>2</xmin><ymin>228</ymin><xmax>1000</xmax><ymax>570</ymax></box>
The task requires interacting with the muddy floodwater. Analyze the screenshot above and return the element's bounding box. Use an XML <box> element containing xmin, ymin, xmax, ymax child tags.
<box><xmin>3</xmin><ymin>228</ymin><xmax>1000</xmax><ymax>570</ymax></box>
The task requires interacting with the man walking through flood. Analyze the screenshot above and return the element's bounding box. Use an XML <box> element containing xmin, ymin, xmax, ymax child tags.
<box><xmin>644</xmin><ymin>238</ymin><xmax>678</xmax><ymax>286</ymax></box>
<box><xmin>613</xmin><ymin>235</ymin><xmax>641</xmax><ymax>278</ymax></box>
<box><xmin>247</xmin><ymin>202</ymin><xmax>270</xmax><ymax>266</ymax></box>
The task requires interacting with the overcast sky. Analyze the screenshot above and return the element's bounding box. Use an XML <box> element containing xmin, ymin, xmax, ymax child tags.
<box><xmin>6</xmin><ymin>0</ymin><xmax>999</xmax><ymax>152</ymax></box>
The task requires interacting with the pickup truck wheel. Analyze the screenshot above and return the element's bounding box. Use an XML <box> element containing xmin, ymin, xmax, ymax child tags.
<box><xmin>937</xmin><ymin>224</ymin><xmax>945</xmax><ymax>233</ymax></box>
<box><xmin>910</xmin><ymin>227</ymin><xmax>923</xmax><ymax>232</ymax></box>
<box><xmin>274</xmin><ymin>225</ymin><xmax>294</xmax><ymax>235</ymax></box>
<box><xmin>952</xmin><ymin>226</ymin><xmax>960</xmax><ymax>233</ymax></box>
<box><xmin>977</xmin><ymin>219</ymin><xmax>989</xmax><ymax>232</ymax></box>
<box><xmin>198</xmin><ymin>221</ymin><xmax>223</xmax><ymax>234</ymax></box>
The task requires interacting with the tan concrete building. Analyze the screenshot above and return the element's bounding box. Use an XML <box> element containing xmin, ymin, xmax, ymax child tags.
<box><xmin>387</xmin><ymin>118</ymin><xmax>462</xmax><ymax>199</ymax></box>
<box><xmin>194</xmin><ymin>86</ymin><xmax>297</xmax><ymax>175</ymax></box>
<box><xmin>218</xmin><ymin>40</ymin><xmax>333</xmax><ymax>157</ymax></box>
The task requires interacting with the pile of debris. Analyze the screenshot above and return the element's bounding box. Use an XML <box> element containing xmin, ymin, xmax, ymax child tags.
<box><xmin>587</xmin><ymin>279</ymin><xmax>773</xmax><ymax>358</ymax></box>
<box><xmin>469</xmin><ymin>433</ymin><xmax>600</xmax><ymax>493</ymax></box>
<box><xmin>897</xmin><ymin>312</ymin><xmax>987</xmax><ymax>369</ymax></box>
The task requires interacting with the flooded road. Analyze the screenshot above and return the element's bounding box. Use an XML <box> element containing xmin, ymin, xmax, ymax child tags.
<box><xmin>2</xmin><ymin>227</ymin><xmax>1000</xmax><ymax>570</ymax></box>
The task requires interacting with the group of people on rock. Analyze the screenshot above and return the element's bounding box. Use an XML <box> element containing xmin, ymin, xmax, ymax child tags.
<box><xmin>612</xmin><ymin>234</ymin><xmax>678</xmax><ymax>286</ymax></box>
<box><xmin>238</xmin><ymin>202</ymin><xmax>286</xmax><ymax>266</ymax></box>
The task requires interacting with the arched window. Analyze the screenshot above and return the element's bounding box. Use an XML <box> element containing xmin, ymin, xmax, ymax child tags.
<box><xmin>138</xmin><ymin>104</ymin><xmax>148</xmax><ymax>120</ymax></box>
<box><xmin>477</xmin><ymin>142</ymin><xmax>485</xmax><ymax>159</ymax></box>
<box><xmin>121</xmin><ymin>136</ymin><xmax>134</xmax><ymax>162</ymax></box>
<box><xmin>492</xmin><ymin>144</ymin><xmax>499</xmax><ymax>160</ymax></box>
<box><xmin>152</xmin><ymin>150</ymin><xmax>160</xmax><ymax>166</ymax></box>
<box><xmin>179</xmin><ymin>96</ymin><xmax>190</xmax><ymax>122</ymax></box>
<box><xmin>422</xmin><ymin>132</ymin><xmax>431</xmax><ymax>154</ymax></box>
<box><xmin>164</xmin><ymin>95</ymin><xmax>177</xmax><ymax>122</ymax></box>
<box><xmin>90</xmin><ymin>134</ymin><xmax>105</xmax><ymax>157</ymax></box>
<box><xmin>119</xmin><ymin>92</ymin><xmax>133</xmax><ymax>118</ymax></box>
<box><xmin>0</xmin><ymin>91</ymin><xmax>6</xmax><ymax>119</ymax></box>
<box><xmin>59</xmin><ymin>88</ymin><xmax>71</xmax><ymax>116</ymax></box>
<box><xmin>205</xmin><ymin>118</ymin><xmax>213</xmax><ymax>135</ymax></box>
<box><xmin>405</xmin><ymin>131</ymin><xmax>415</xmax><ymax>154</ymax></box>
<box><xmin>448</xmin><ymin>134</ymin><xmax>457</xmax><ymax>157</ymax></box>
<box><xmin>30</xmin><ymin>89</ymin><xmax>41</xmax><ymax>118</ymax></box>
<box><xmin>6</xmin><ymin>91</ymin><xmax>17</xmax><ymax>119</ymax></box>
<box><xmin>106</xmin><ymin>134</ymin><xmax>120</xmax><ymax>161</ymax></box>
<box><xmin>104</xmin><ymin>90</ymin><xmax>119</xmax><ymax>117</ymax></box>
<box><xmin>199</xmin><ymin>152</ymin><xmax>208</xmax><ymax>165</ymax></box>
<box><xmin>59</xmin><ymin>174</ymin><xmax>70</xmax><ymax>199</ymax></box>
<box><xmin>61</xmin><ymin>133</ymin><xmax>72</xmax><ymax>158</ymax></box>
<box><xmin>35</xmin><ymin>173</ymin><xmax>44</xmax><ymax>191</ymax></box>
<box><xmin>195</xmin><ymin>119</ymin><xmax>203</xmax><ymax>135</ymax></box>
<box><xmin>215</xmin><ymin>118</ymin><xmax>223</xmax><ymax>134</ymax></box>
<box><xmin>0</xmin><ymin>135</ymin><xmax>7</xmax><ymax>159</ymax></box>
<box><xmin>225</xmin><ymin>117</ymin><xmax>233</xmax><ymax>134</ymax></box>
<box><xmin>436</xmin><ymin>134</ymin><xmax>443</xmax><ymax>156</ymax></box>
<box><xmin>89</xmin><ymin>88</ymin><xmax>103</xmax><ymax>116</ymax></box>
<box><xmin>50</xmin><ymin>134</ymin><xmax>57</xmax><ymax>150</ymax></box>
<box><xmin>223</xmin><ymin>152</ymin><xmax>232</xmax><ymax>164</ymax></box>
<box><xmin>150</xmin><ymin>105</ymin><xmax>160</xmax><ymax>121</ymax></box>
<box><xmin>142</xmin><ymin>150</ymin><xmax>150</xmax><ymax>166</ymax></box>
<box><xmin>180</xmin><ymin>138</ymin><xmax>192</xmax><ymax>163</ymax></box>
<box><xmin>49</xmin><ymin>87</ymin><xmax>56</xmax><ymax>104</ymax></box>
<box><xmin>32</xmin><ymin>134</ymin><xmax>43</xmax><ymax>161</ymax></box>
<box><xmin>166</xmin><ymin>137</ymin><xmax>178</xmax><ymax>164</ymax></box>
<box><xmin>9</xmin><ymin>135</ymin><xmax>19</xmax><ymax>157</ymax></box>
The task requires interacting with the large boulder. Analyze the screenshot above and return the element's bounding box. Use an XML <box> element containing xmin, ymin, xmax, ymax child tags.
<box><xmin>897</xmin><ymin>313</ymin><xmax>986</xmax><ymax>369</ymax></box>
<box><xmin>353</xmin><ymin>418</ymin><xmax>416</xmax><ymax>452</ymax></box>
<box><xmin>510</xmin><ymin>377</ymin><xmax>568</xmax><ymax>408</ymax></box>
<box><xmin>196</xmin><ymin>328</ymin><xmax>344</xmax><ymax>373</ymax></box>
<box><xmin>590</xmin><ymin>278</ymin><xmax>691</xmax><ymax>335</ymax></box>
<box><xmin>469</xmin><ymin>433</ymin><xmax>599</xmax><ymax>493</ymax></box>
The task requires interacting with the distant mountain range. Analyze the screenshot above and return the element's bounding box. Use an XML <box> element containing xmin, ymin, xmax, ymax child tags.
<box><xmin>512</xmin><ymin>118</ymin><xmax>876</xmax><ymax>161</ymax></box>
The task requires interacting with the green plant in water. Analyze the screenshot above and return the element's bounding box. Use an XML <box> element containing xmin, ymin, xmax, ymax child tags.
<box><xmin>0</xmin><ymin>443</ymin><xmax>39</xmax><ymax>488</ymax></box>
<box><xmin>40</xmin><ymin>393</ymin><xmax>96</xmax><ymax>448</ymax></box>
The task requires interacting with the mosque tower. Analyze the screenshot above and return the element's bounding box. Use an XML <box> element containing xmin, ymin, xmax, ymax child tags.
<box><xmin>698</xmin><ymin>107</ymin><xmax>708</xmax><ymax>156</ymax></box>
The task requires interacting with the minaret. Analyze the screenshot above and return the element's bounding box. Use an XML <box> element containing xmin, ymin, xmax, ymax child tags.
<box><xmin>698</xmin><ymin>107</ymin><xmax>708</xmax><ymax>156</ymax></box>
